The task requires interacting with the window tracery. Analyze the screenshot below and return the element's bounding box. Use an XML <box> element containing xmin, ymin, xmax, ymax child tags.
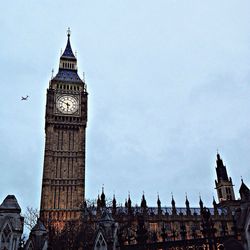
<box><xmin>94</xmin><ymin>232</ymin><xmax>107</xmax><ymax>250</ymax></box>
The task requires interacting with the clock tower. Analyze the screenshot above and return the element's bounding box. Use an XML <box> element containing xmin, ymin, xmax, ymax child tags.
<box><xmin>40</xmin><ymin>30</ymin><xmax>87</xmax><ymax>228</ymax></box>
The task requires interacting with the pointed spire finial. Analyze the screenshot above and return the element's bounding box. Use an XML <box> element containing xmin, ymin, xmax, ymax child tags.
<box><xmin>217</xmin><ymin>152</ymin><xmax>220</xmax><ymax>160</ymax></box>
<box><xmin>171</xmin><ymin>193</ymin><xmax>177</xmax><ymax>215</ymax></box>
<box><xmin>112</xmin><ymin>194</ymin><xmax>116</xmax><ymax>211</ymax></box>
<box><xmin>213</xmin><ymin>196</ymin><xmax>216</xmax><ymax>205</ymax></box>
<box><xmin>171</xmin><ymin>193</ymin><xmax>175</xmax><ymax>205</ymax></box>
<box><xmin>60</xmin><ymin>28</ymin><xmax>76</xmax><ymax>59</ymax></box>
<box><xmin>128</xmin><ymin>191</ymin><xmax>131</xmax><ymax>205</ymax></box>
<box><xmin>157</xmin><ymin>193</ymin><xmax>161</xmax><ymax>207</ymax></box>
<box><xmin>67</xmin><ymin>27</ymin><xmax>71</xmax><ymax>37</ymax></box>
<box><xmin>51</xmin><ymin>69</ymin><xmax>54</xmax><ymax>79</ymax></box>
<box><xmin>199</xmin><ymin>194</ymin><xmax>204</xmax><ymax>209</ymax></box>
<box><xmin>157</xmin><ymin>192</ymin><xmax>160</xmax><ymax>200</ymax></box>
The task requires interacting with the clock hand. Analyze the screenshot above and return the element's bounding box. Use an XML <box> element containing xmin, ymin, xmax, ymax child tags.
<box><xmin>60</xmin><ymin>100</ymin><xmax>69</xmax><ymax>105</ymax></box>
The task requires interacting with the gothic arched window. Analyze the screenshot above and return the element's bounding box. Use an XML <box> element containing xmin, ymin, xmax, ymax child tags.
<box><xmin>1</xmin><ymin>223</ymin><xmax>12</xmax><ymax>249</ymax></box>
<box><xmin>26</xmin><ymin>240</ymin><xmax>34</xmax><ymax>250</ymax></box>
<box><xmin>94</xmin><ymin>232</ymin><xmax>107</xmax><ymax>250</ymax></box>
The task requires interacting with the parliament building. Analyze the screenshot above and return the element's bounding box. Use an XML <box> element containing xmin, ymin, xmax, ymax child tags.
<box><xmin>0</xmin><ymin>32</ymin><xmax>250</xmax><ymax>250</ymax></box>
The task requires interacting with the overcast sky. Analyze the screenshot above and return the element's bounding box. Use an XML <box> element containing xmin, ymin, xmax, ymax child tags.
<box><xmin>1</xmin><ymin>0</ymin><xmax>250</xmax><ymax>213</ymax></box>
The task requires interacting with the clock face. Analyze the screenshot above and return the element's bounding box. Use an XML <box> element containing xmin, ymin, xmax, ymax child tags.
<box><xmin>56</xmin><ymin>95</ymin><xmax>79</xmax><ymax>114</ymax></box>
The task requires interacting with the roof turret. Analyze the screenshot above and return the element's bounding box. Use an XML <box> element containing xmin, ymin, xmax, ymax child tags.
<box><xmin>171</xmin><ymin>194</ymin><xmax>177</xmax><ymax>215</ymax></box>
<box><xmin>157</xmin><ymin>194</ymin><xmax>161</xmax><ymax>208</ymax></box>
<box><xmin>128</xmin><ymin>194</ymin><xmax>132</xmax><ymax>209</ymax></box>
<box><xmin>239</xmin><ymin>178</ymin><xmax>250</xmax><ymax>201</ymax></box>
<box><xmin>101</xmin><ymin>186</ymin><xmax>106</xmax><ymax>207</ymax></box>
<box><xmin>185</xmin><ymin>195</ymin><xmax>191</xmax><ymax>216</ymax></box>
<box><xmin>199</xmin><ymin>196</ymin><xmax>204</xmax><ymax>211</ymax></box>
<box><xmin>141</xmin><ymin>193</ymin><xmax>147</xmax><ymax>209</ymax></box>
<box><xmin>31</xmin><ymin>219</ymin><xmax>47</xmax><ymax>233</ymax></box>
<box><xmin>185</xmin><ymin>195</ymin><xmax>190</xmax><ymax>208</ymax></box>
<box><xmin>112</xmin><ymin>195</ymin><xmax>116</xmax><ymax>209</ymax></box>
<box><xmin>0</xmin><ymin>195</ymin><xmax>21</xmax><ymax>213</ymax></box>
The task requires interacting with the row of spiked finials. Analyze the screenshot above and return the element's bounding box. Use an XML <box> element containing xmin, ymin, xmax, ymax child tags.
<box><xmin>94</xmin><ymin>188</ymin><xmax>218</xmax><ymax>211</ymax></box>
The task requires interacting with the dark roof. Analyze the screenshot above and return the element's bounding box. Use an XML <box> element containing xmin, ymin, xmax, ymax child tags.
<box><xmin>85</xmin><ymin>206</ymin><xmax>226</xmax><ymax>216</ymax></box>
<box><xmin>216</xmin><ymin>154</ymin><xmax>229</xmax><ymax>181</ymax></box>
<box><xmin>239</xmin><ymin>180</ymin><xmax>250</xmax><ymax>200</ymax></box>
<box><xmin>31</xmin><ymin>220</ymin><xmax>47</xmax><ymax>232</ymax></box>
<box><xmin>0</xmin><ymin>195</ymin><xmax>21</xmax><ymax>213</ymax></box>
<box><xmin>52</xmin><ymin>69</ymin><xmax>83</xmax><ymax>83</ymax></box>
<box><xmin>100</xmin><ymin>211</ymin><xmax>114</xmax><ymax>222</ymax></box>
<box><xmin>61</xmin><ymin>35</ymin><xmax>76</xmax><ymax>60</ymax></box>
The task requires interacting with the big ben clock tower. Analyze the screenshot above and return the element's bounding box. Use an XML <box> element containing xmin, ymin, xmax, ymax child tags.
<box><xmin>40</xmin><ymin>29</ymin><xmax>87</xmax><ymax>228</ymax></box>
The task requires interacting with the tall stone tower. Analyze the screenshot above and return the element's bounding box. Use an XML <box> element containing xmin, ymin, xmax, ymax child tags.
<box><xmin>40</xmin><ymin>30</ymin><xmax>87</xmax><ymax>228</ymax></box>
<box><xmin>215</xmin><ymin>153</ymin><xmax>235</xmax><ymax>202</ymax></box>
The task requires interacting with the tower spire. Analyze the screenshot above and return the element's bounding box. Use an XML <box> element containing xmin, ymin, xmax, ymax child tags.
<box><xmin>171</xmin><ymin>194</ymin><xmax>177</xmax><ymax>215</ymax></box>
<box><xmin>214</xmin><ymin>153</ymin><xmax>235</xmax><ymax>202</ymax></box>
<box><xmin>61</xmin><ymin>28</ymin><xmax>76</xmax><ymax>60</ymax></box>
<box><xmin>67</xmin><ymin>27</ymin><xmax>71</xmax><ymax>37</ymax></box>
<box><xmin>199</xmin><ymin>195</ymin><xmax>204</xmax><ymax>212</ymax></box>
<box><xmin>52</xmin><ymin>29</ymin><xmax>85</xmax><ymax>83</ymax></box>
<box><xmin>185</xmin><ymin>194</ymin><xmax>191</xmax><ymax>216</ymax></box>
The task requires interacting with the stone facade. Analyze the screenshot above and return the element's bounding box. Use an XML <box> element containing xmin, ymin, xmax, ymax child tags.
<box><xmin>40</xmin><ymin>31</ymin><xmax>88</xmax><ymax>228</ymax></box>
<box><xmin>24</xmin><ymin>220</ymin><xmax>48</xmax><ymax>250</ymax></box>
<box><xmin>0</xmin><ymin>195</ymin><xmax>24</xmax><ymax>250</ymax></box>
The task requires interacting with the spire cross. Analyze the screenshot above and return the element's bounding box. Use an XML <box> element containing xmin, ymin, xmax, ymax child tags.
<box><xmin>67</xmin><ymin>27</ymin><xmax>71</xmax><ymax>37</ymax></box>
